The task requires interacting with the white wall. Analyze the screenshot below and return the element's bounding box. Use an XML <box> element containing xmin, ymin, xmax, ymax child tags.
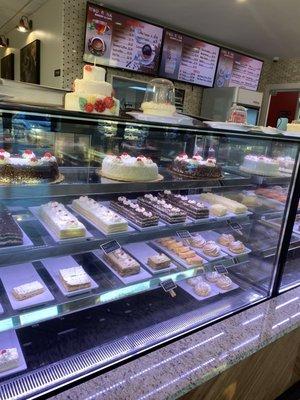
<box><xmin>0</xmin><ymin>0</ymin><xmax>63</xmax><ymax>88</ymax></box>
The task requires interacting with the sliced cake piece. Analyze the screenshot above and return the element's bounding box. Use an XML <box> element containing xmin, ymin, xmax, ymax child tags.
<box><xmin>0</xmin><ymin>348</ymin><xmax>19</xmax><ymax>372</ymax></box>
<box><xmin>59</xmin><ymin>266</ymin><xmax>91</xmax><ymax>292</ymax></box>
<box><xmin>12</xmin><ymin>281</ymin><xmax>45</xmax><ymax>301</ymax></box>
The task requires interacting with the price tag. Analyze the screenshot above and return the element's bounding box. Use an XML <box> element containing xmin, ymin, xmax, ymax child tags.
<box><xmin>214</xmin><ymin>264</ymin><xmax>228</xmax><ymax>274</ymax></box>
<box><xmin>227</xmin><ymin>220</ymin><xmax>243</xmax><ymax>234</ymax></box>
<box><xmin>176</xmin><ymin>230</ymin><xmax>191</xmax><ymax>239</ymax></box>
<box><xmin>101</xmin><ymin>240</ymin><xmax>120</xmax><ymax>254</ymax></box>
<box><xmin>160</xmin><ymin>279</ymin><xmax>177</xmax><ymax>298</ymax></box>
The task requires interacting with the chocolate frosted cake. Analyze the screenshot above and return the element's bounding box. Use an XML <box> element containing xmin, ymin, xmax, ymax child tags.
<box><xmin>0</xmin><ymin>206</ymin><xmax>23</xmax><ymax>247</ymax></box>
<box><xmin>171</xmin><ymin>153</ymin><xmax>222</xmax><ymax>179</ymax></box>
<box><xmin>110</xmin><ymin>196</ymin><xmax>159</xmax><ymax>228</ymax></box>
<box><xmin>159</xmin><ymin>190</ymin><xmax>209</xmax><ymax>219</ymax></box>
<box><xmin>137</xmin><ymin>194</ymin><xmax>187</xmax><ymax>224</ymax></box>
<box><xmin>0</xmin><ymin>149</ymin><xmax>60</xmax><ymax>184</ymax></box>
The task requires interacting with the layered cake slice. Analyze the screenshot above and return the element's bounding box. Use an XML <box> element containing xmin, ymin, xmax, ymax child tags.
<box><xmin>104</xmin><ymin>248</ymin><xmax>140</xmax><ymax>276</ymax></box>
<box><xmin>72</xmin><ymin>196</ymin><xmax>128</xmax><ymax>234</ymax></box>
<box><xmin>159</xmin><ymin>191</ymin><xmax>209</xmax><ymax>219</ymax></box>
<box><xmin>200</xmin><ymin>193</ymin><xmax>248</xmax><ymax>214</ymax></box>
<box><xmin>0</xmin><ymin>348</ymin><xmax>19</xmax><ymax>372</ymax></box>
<box><xmin>59</xmin><ymin>266</ymin><xmax>91</xmax><ymax>292</ymax></box>
<box><xmin>110</xmin><ymin>196</ymin><xmax>159</xmax><ymax>228</ymax></box>
<box><xmin>0</xmin><ymin>206</ymin><xmax>23</xmax><ymax>247</ymax></box>
<box><xmin>171</xmin><ymin>153</ymin><xmax>222</xmax><ymax>179</ymax></box>
<box><xmin>39</xmin><ymin>202</ymin><xmax>86</xmax><ymax>239</ymax></box>
<box><xmin>12</xmin><ymin>281</ymin><xmax>45</xmax><ymax>301</ymax></box>
<box><xmin>137</xmin><ymin>194</ymin><xmax>186</xmax><ymax>224</ymax></box>
<box><xmin>147</xmin><ymin>253</ymin><xmax>171</xmax><ymax>270</ymax></box>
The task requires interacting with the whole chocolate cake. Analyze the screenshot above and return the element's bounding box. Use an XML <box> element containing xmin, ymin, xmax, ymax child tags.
<box><xmin>171</xmin><ymin>153</ymin><xmax>222</xmax><ymax>179</ymax></box>
<box><xmin>0</xmin><ymin>149</ymin><xmax>60</xmax><ymax>184</ymax></box>
<box><xmin>0</xmin><ymin>206</ymin><xmax>23</xmax><ymax>247</ymax></box>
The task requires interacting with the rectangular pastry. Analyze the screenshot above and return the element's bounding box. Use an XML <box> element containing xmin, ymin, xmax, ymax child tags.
<box><xmin>104</xmin><ymin>248</ymin><xmax>140</xmax><ymax>276</ymax></box>
<box><xmin>0</xmin><ymin>206</ymin><xmax>23</xmax><ymax>247</ymax></box>
<box><xmin>60</xmin><ymin>266</ymin><xmax>91</xmax><ymax>292</ymax></box>
<box><xmin>0</xmin><ymin>348</ymin><xmax>19</xmax><ymax>372</ymax></box>
<box><xmin>72</xmin><ymin>196</ymin><xmax>128</xmax><ymax>234</ymax></box>
<box><xmin>159</xmin><ymin>191</ymin><xmax>209</xmax><ymax>219</ymax></box>
<box><xmin>137</xmin><ymin>194</ymin><xmax>187</xmax><ymax>224</ymax></box>
<box><xmin>110</xmin><ymin>196</ymin><xmax>159</xmax><ymax>228</ymax></box>
<box><xmin>12</xmin><ymin>281</ymin><xmax>45</xmax><ymax>301</ymax></box>
<box><xmin>39</xmin><ymin>201</ymin><xmax>86</xmax><ymax>239</ymax></box>
<box><xmin>200</xmin><ymin>193</ymin><xmax>247</xmax><ymax>214</ymax></box>
<box><xmin>156</xmin><ymin>238</ymin><xmax>204</xmax><ymax>267</ymax></box>
<box><xmin>147</xmin><ymin>253</ymin><xmax>171</xmax><ymax>270</ymax></box>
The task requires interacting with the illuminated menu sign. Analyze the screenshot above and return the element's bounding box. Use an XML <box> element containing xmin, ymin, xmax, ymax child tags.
<box><xmin>84</xmin><ymin>3</ymin><xmax>163</xmax><ymax>74</ymax></box>
<box><xmin>215</xmin><ymin>49</ymin><xmax>263</xmax><ymax>91</ymax></box>
<box><xmin>159</xmin><ymin>30</ymin><xmax>220</xmax><ymax>87</ymax></box>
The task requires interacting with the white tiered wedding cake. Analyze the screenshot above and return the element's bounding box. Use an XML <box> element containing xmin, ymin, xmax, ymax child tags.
<box><xmin>65</xmin><ymin>65</ymin><xmax>119</xmax><ymax>115</ymax></box>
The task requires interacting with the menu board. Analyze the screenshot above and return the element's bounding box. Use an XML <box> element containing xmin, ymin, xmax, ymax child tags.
<box><xmin>215</xmin><ymin>49</ymin><xmax>263</xmax><ymax>91</ymax></box>
<box><xmin>159</xmin><ymin>30</ymin><xmax>220</xmax><ymax>87</ymax></box>
<box><xmin>84</xmin><ymin>3</ymin><xmax>163</xmax><ymax>74</ymax></box>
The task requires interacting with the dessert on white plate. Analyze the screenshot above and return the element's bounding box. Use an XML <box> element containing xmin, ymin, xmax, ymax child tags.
<box><xmin>12</xmin><ymin>281</ymin><xmax>45</xmax><ymax>301</ymax></box>
<box><xmin>240</xmin><ymin>154</ymin><xmax>280</xmax><ymax>176</ymax></box>
<box><xmin>200</xmin><ymin>193</ymin><xmax>247</xmax><ymax>214</ymax></box>
<box><xmin>0</xmin><ymin>348</ymin><xmax>19</xmax><ymax>372</ymax></box>
<box><xmin>59</xmin><ymin>266</ymin><xmax>91</xmax><ymax>292</ymax></box>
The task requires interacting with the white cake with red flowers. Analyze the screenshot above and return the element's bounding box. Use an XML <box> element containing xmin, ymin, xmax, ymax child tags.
<box><xmin>65</xmin><ymin>65</ymin><xmax>119</xmax><ymax>115</ymax></box>
<box><xmin>101</xmin><ymin>153</ymin><xmax>159</xmax><ymax>181</ymax></box>
<box><xmin>240</xmin><ymin>155</ymin><xmax>280</xmax><ymax>176</ymax></box>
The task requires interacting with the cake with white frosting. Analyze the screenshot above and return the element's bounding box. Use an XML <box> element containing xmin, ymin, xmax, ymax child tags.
<box><xmin>0</xmin><ymin>348</ymin><xmax>19</xmax><ymax>372</ymax></box>
<box><xmin>240</xmin><ymin>154</ymin><xmax>280</xmax><ymax>176</ymax></box>
<box><xmin>141</xmin><ymin>101</ymin><xmax>176</xmax><ymax>116</ymax></box>
<box><xmin>39</xmin><ymin>202</ymin><xmax>86</xmax><ymax>239</ymax></box>
<box><xmin>0</xmin><ymin>149</ymin><xmax>59</xmax><ymax>184</ymax></box>
<box><xmin>72</xmin><ymin>196</ymin><xmax>128</xmax><ymax>234</ymax></box>
<box><xmin>101</xmin><ymin>153</ymin><xmax>159</xmax><ymax>181</ymax></box>
<box><xmin>65</xmin><ymin>65</ymin><xmax>119</xmax><ymax>115</ymax></box>
<box><xmin>59</xmin><ymin>266</ymin><xmax>91</xmax><ymax>292</ymax></box>
<box><xmin>12</xmin><ymin>281</ymin><xmax>45</xmax><ymax>301</ymax></box>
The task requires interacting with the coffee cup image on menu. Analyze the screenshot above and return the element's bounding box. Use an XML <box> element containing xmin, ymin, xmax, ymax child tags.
<box><xmin>88</xmin><ymin>37</ymin><xmax>106</xmax><ymax>56</ymax></box>
<box><xmin>140</xmin><ymin>44</ymin><xmax>155</xmax><ymax>65</ymax></box>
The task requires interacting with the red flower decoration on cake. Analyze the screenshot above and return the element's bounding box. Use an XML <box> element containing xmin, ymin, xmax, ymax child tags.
<box><xmin>84</xmin><ymin>65</ymin><xmax>92</xmax><ymax>72</ymax></box>
<box><xmin>24</xmin><ymin>149</ymin><xmax>33</xmax><ymax>154</ymax></box>
<box><xmin>95</xmin><ymin>99</ymin><xmax>106</xmax><ymax>112</ymax></box>
<box><xmin>43</xmin><ymin>152</ymin><xmax>52</xmax><ymax>158</ymax></box>
<box><xmin>103</xmin><ymin>96</ymin><xmax>115</xmax><ymax>109</ymax></box>
<box><xmin>84</xmin><ymin>103</ymin><xmax>94</xmax><ymax>113</ymax></box>
<box><xmin>0</xmin><ymin>155</ymin><xmax>5</xmax><ymax>160</ymax></box>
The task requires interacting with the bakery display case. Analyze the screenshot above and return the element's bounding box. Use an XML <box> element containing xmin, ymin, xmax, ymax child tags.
<box><xmin>0</xmin><ymin>102</ymin><xmax>299</xmax><ymax>399</ymax></box>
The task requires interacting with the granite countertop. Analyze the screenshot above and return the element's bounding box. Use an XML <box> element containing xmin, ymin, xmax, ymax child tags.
<box><xmin>51</xmin><ymin>286</ymin><xmax>300</xmax><ymax>400</ymax></box>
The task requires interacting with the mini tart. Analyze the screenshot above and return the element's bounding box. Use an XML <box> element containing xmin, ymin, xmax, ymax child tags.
<box><xmin>228</xmin><ymin>240</ymin><xmax>245</xmax><ymax>254</ymax></box>
<box><xmin>179</xmin><ymin>250</ymin><xmax>196</xmax><ymax>259</ymax></box>
<box><xmin>186</xmin><ymin>255</ymin><xmax>203</xmax><ymax>266</ymax></box>
<box><xmin>205</xmin><ymin>271</ymin><xmax>221</xmax><ymax>283</ymax></box>
<box><xmin>189</xmin><ymin>235</ymin><xmax>206</xmax><ymax>248</ymax></box>
<box><xmin>187</xmin><ymin>276</ymin><xmax>203</xmax><ymax>286</ymax></box>
<box><xmin>218</xmin><ymin>233</ymin><xmax>235</xmax><ymax>247</ymax></box>
<box><xmin>203</xmin><ymin>241</ymin><xmax>221</xmax><ymax>257</ymax></box>
<box><xmin>216</xmin><ymin>275</ymin><xmax>233</xmax><ymax>290</ymax></box>
<box><xmin>194</xmin><ymin>281</ymin><xmax>211</xmax><ymax>297</ymax></box>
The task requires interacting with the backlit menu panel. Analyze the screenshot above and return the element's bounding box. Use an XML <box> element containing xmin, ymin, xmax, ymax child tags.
<box><xmin>84</xmin><ymin>3</ymin><xmax>163</xmax><ymax>74</ymax></box>
<box><xmin>215</xmin><ymin>49</ymin><xmax>263</xmax><ymax>91</ymax></box>
<box><xmin>159</xmin><ymin>30</ymin><xmax>220</xmax><ymax>87</ymax></box>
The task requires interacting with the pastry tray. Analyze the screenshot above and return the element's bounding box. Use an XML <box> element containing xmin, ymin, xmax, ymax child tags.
<box><xmin>128</xmin><ymin>219</ymin><xmax>166</xmax><ymax>232</ymax></box>
<box><xmin>198</xmin><ymin>230</ymin><xmax>252</xmax><ymax>257</ymax></box>
<box><xmin>0</xmin><ymin>224</ymin><xmax>34</xmax><ymax>254</ymax></box>
<box><xmin>123</xmin><ymin>242</ymin><xmax>179</xmax><ymax>275</ymax></box>
<box><xmin>188</xmin><ymin>238</ymin><xmax>229</xmax><ymax>262</ymax></box>
<box><xmin>29</xmin><ymin>206</ymin><xmax>93</xmax><ymax>243</ymax></box>
<box><xmin>0</xmin><ymin>263</ymin><xmax>54</xmax><ymax>311</ymax></box>
<box><xmin>68</xmin><ymin>204</ymin><xmax>136</xmax><ymax>236</ymax></box>
<box><xmin>151</xmin><ymin>241</ymin><xmax>208</xmax><ymax>269</ymax></box>
<box><xmin>0</xmin><ymin>330</ymin><xmax>27</xmax><ymax>379</ymax></box>
<box><xmin>93</xmin><ymin>250</ymin><xmax>152</xmax><ymax>285</ymax></box>
<box><xmin>42</xmin><ymin>256</ymin><xmax>99</xmax><ymax>297</ymax></box>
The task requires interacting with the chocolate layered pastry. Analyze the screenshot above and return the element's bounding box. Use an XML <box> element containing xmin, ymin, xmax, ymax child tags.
<box><xmin>171</xmin><ymin>153</ymin><xmax>222</xmax><ymax>179</ymax></box>
<box><xmin>137</xmin><ymin>194</ymin><xmax>186</xmax><ymax>224</ymax></box>
<box><xmin>110</xmin><ymin>196</ymin><xmax>159</xmax><ymax>228</ymax></box>
<box><xmin>0</xmin><ymin>149</ymin><xmax>59</xmax><ymax>184</ymax></box>
<box><xmin>159</xmin><ymin>191</ymin><xmax>209</xmax><ymax>219</ymax></box>
<box><xmin>0</xmin><ymin>206</ymin><xmax>23</xmax><ymax>247</ymax></box>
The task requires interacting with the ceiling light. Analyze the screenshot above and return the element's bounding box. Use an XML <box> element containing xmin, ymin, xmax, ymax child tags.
<box><xmin>0</xmin><ymin>36</ymin><xmax>9</xmax><ymax>48</ymax></box>
<box><xmin>17</xmin><ymin>16</ymin><xmax>32</xmax><ymax>33</ymax></box>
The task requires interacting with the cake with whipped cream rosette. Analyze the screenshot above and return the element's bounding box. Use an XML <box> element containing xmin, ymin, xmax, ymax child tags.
<box><xmin>240</xmin><ymin>154</ymin><xmax>280</xmax><ymax>176</ymax></box>
<box><xmin>0</xmin><ymin>149</ymin><xmax>59</xmax><ymax>183</ymax></box>
<box><xmin>0</xmin><ymin>348</ymin><xmax>19</xmax><ymax>372</ymax></box>
<box><xmin>101</xmin><ymin>153</ymin><xmax>159</xmax><ymax>182</ymax></box>
<box><xmin>171</xmin><ymin>153</ymin><xmax>222</xmax><ymax>179</ymax></box>
<box><xmin>65</xmin><ymin>65</ymin><xmax>120</xmax><ymax>115</ymax></box>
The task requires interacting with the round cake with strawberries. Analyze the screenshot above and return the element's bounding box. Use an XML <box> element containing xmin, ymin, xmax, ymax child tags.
<box><xmin>0</xmin><ymin>149</ymin><xmax>60</xmax><ymax>184</ymax></box>
<box><xmin>65</xmin><ymin>65</ymin><xmax>120</xmax><ymax>116</ymax></box>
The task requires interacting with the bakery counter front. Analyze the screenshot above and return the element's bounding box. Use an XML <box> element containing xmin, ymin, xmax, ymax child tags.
<box><xmin>0</xmin><ymin>104</ymin><xmax>300</xmax><ymax>399</ymax></box>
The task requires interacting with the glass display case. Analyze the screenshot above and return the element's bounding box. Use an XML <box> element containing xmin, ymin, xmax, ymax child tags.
<box><xmin>0</xmin><ymin>102</ymin><xmax>299</xmax><ymax>399</ymax></box>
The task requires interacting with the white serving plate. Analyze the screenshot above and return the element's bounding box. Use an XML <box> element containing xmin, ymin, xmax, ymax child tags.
<box><xmin>127</xmin><ymin>111</ymin><xmax>195</xmax><ymax>126</ymax></box>
<box><xmin>178</xmin><ymin>278</ymin><xmax>219</xmax><ymax>301</ymax></box>
<box><xmin>151</xmin><ymin>241</ymin><xmax>207</xmax><ymax>269</ymax></box>
<box><xmin>0</xmin><ymin>330</ymin><xmax>27</xmax><ymax>379</ymax></box>
<box><xmin>42</xmin><ymin>256</ymin><xmax>99</xmax><ymax>297</ymax></box>
<box><xmin>282</xmin><ymin>131</ymin><xmax>300</xmax><ymax>138</ymax></box>
<box><xmin>68</xmin><ymin>204</ymin><xmax>136</xmax><ymax>236</ymax></box>
<box><xmin>93</xmin><ymin>250</ymin><xmax>152</xmax><ymax>285</ymax></box>
<box><xmin>123</xmin><ymin>242</ymin><xmax>178</xmax><ymax>275</ymax></box>
<box><xmin>29</xmin><ymin>206</ymin><xmax>93</xmax><ymax>243</ymax></box>
<box><xmin>0</xmin><ymin>225</ymin><xmax>34</xmax><ymax>253</ymax></box>
<box><xmin>0</xmin><ymin>263</ymin><xmax>54</xmax><ymax>311</ymax></box>
<box><xmin>203</xmin><ymin>121</ymin><xmax>252</xmax><ymax>132</ymax></box>
<box><xmin>196</xmin><ymin>230</ymin><xmax>251</xmax><ymax>257</ymax></box>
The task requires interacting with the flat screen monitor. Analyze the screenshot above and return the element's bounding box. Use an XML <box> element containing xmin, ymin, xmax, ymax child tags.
<box><xmin>84</xmin><ymin>2</ymin><xmax>163</xmax><ymax>75</ymax></box>
<box><xmin>215</xmin><ymin>48</ymin><xmax>263</xmax><ymax>91</ymax></box>
<box><xmin>159</xmin><ymin>29</ymin><xmax>220</xmax><ymax>87</ymax></box>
